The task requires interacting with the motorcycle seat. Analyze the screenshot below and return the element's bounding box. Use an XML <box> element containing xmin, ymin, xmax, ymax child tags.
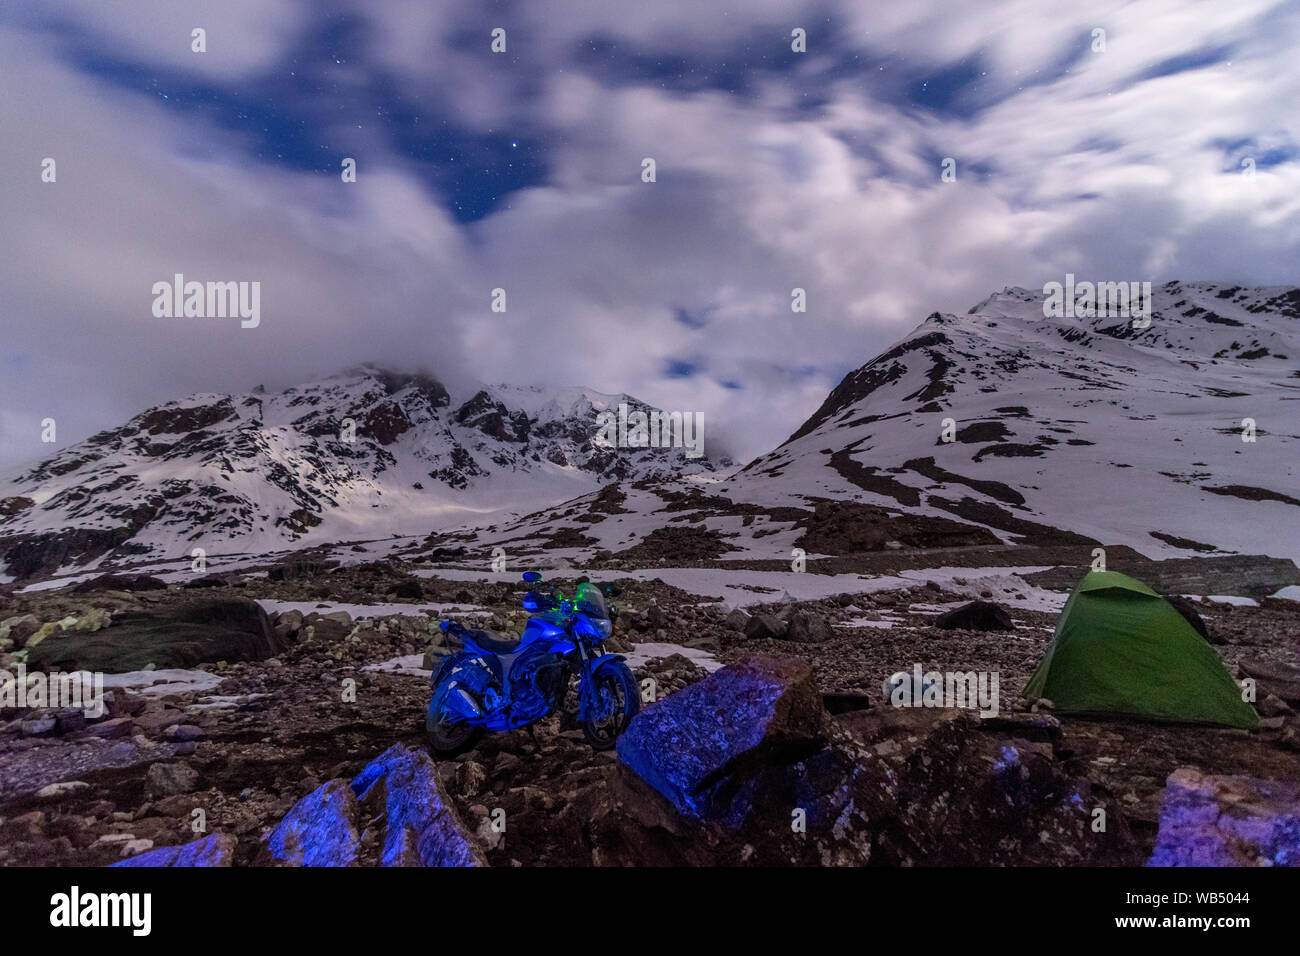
<box><xmin>461</xmin><ymin>628</ymin><xmax>521</xmax><ymax>654</ymax></box>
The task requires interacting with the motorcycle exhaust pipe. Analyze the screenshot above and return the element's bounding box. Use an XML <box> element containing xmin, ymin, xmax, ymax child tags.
<box><xmin>444</xmin><ymin>686</ymin><xmax>484</xmax><ymax>720</ymax></box>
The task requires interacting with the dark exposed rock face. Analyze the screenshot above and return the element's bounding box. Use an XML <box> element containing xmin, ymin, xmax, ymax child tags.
<box><xmin>794</xmin><ymin>500</ymin><xmax>998</xmax><ymax>556</ymax></box>
<box><xmin>614</xmin><ymin>525</ymin><xmax>731</xmax><ymax>561</ymax></box>
<box><xmin>70</xmin><ymin>573</ymin><xmax>168</xmax><ymax>593</ymax></box>
<box><xmin>26</xmin><ymin>597</ymin><xmax>284</xmax><ymax>672</ymax></box>
<box><xmin>0</xmin><ymin>497</ymin><xmax>35</xmax><ymax>517</ymax></box>
<box><xmin>876</xmin><ymin>712</ymin><xmax>1134</xmax><ymax>865</ymax></box>
<box><xmin>0</xmin><ymin>527</ymin><xmax>141</xmax><ymax>581</ymax></box>
<box><xmin>1148</xmin><ymin>767</ymin><xmax>1300</xmax><ymax>866</ymax></box>
<box><xmin>935</xmin><ymin>600</ymin><xmax>1014</xmax><ymax>632</ymax></box>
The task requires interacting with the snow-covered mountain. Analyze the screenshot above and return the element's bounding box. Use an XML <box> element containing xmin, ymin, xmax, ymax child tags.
<box><xmin>729</xmin><ymin>280</ymin><xmax>1300</xmax><ymax>560</ymax></box>
<box><xmin>441</xmin><ymin>281</ymin><xmax>1300</xmax><ymax>570</ymax></box>
<box><xmin>4</xmin><ymin>282</ymin><xmax>1297</xmax><ymax>582</ymax></box>
<box><xmin>0</xmin><ymin>366</ymin><xmax>729</xmax><ymax>580</ymax></box>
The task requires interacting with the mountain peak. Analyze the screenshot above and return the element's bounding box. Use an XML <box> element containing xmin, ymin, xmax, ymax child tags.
<box><xmin>0</xmin><ymin>368</ymin><xmax>729</xmax><ymax>580</ymax></box>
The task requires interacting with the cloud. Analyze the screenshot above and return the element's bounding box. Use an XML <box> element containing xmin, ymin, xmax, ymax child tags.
<box><xmin>1</xmin><ymin>1</ymin><xmax>1298</xmax><ymax>470</ymax></box>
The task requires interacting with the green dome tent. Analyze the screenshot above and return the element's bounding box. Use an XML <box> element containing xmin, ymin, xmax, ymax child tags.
<box><xmin>1023</xmin><ymin>570</ymin><xmax>1258</xmax><ymax>729</ymax></box>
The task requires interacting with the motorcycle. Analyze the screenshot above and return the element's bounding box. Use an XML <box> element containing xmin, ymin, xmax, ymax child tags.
<box><xmin>426</xmin><ymin>571</ymin><xmax>640</xmax><ymax>755</ymax></box>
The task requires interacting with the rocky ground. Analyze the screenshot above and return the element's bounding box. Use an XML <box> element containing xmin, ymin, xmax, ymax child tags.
<box><xmin>1</xmin><ymin>557</ymin><xmax>1298</xmax><ymax>866</ymax></box>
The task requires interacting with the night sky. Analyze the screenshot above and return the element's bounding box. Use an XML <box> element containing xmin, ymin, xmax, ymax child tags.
<box><xmin>2</xmin><ymin>0</ymin><xmax>1298</xmax><ymax>468</ymax></box>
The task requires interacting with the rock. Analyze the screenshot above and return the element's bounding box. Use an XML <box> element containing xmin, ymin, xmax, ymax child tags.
<box><xmin>392</xmin><ymin>578</ymin><xmax>424</xmax><ymax>600</ymax></box>
<box><xmin>165</xmin><ymin>724</ymin><xmax>206</xmax><ymax>742</ymax></box>
<box><xmin>875</xmin><ymin>714</ymin><xmax>1137</xmax><ymax>865</ymax></box>
<box><xmin>132</xmin><ymin>707</ymin><xmax>187</xmax><ymax>734</ymax></box>
<box><xmin>272</xmin><ymin>609</ymin><xmax>304</xmax><ymax>638</ymax></box>
<box><xmin>0</xmin><ymin>614</ymin><xmax>40</xmax><ymax>649</ymax></box>
<box><xmin>265</xmin><ymin>779</ymin><xmax>362</xmax><ymax>866</ymax></box>
<box><xmin>785</xmin><ymin>610</ymin><xmax>832</xmax><ymax>643</ymax></box>
<box><xmin>350</xmin><ymin>743</ymin><xmax>487</xmax><ymax>867</ymax></box>
<box><xmin>71</xmin><ymin>574</ymin><xmax>167</xmax><ymax>593</ymax></box>
<box><xmin>616</xmin><ymin>655</ymin><xmax>828</xmax><ymax>827</ymax></box>
<box><xmin>25</xmin><ymin>621</ymin><xmax>61</xmax><ymax>650</ymax></box>
<box><xmin>934</xmin><ymin>601</ymin><xmax>1014</xmax><ymax>632</ymax></box>
<box><xmin>54</xmin><ymin>709</ymin><xmax>86</xmax><ymax>735</ymax></box>
<box><xmin>21</xmin><ymin>716</ymin><xmax>57</xmax><ymax>736</ymax></box>
<box><xmin>183</xmin><ymin>574</ymin><xmax>232</xmax><ymax>589</ymax></box>
<box><xmin>1148</xmin><ymin>768</ymin><xmax>1300</xmax><ymax>866</ymax></box>
<box><xmin>35</xmin><ymin>780</ymin><xmax>90</xmax><ymax>800</ymax></box>
<box><xmin>302</xmin><ymin>614</ymin><xmax>350</xmax><ymax>644</ymax></box>
<box><xmin>723</xmin><ymin>608</ymin><xmax>750</xmax><ymax>631</ymax></box>
<box><xmin>71</xmin><ymin>607</ymin><xmax>112</xmax><ymax>632</ymax></box>
<box><xmin>644</xmin><ymin>604</ymin><xmax>668</xmax><ymax>629</ymax></box>
<box><xmin>454</xmin><ymin>760</ymin><xmax>488</xmax><ymax>799</ymax></box>
<box><xmin>145</xmin><ymin>761</ymin><xmax>199</xmax><ymax>799</ymax></box>
<box><xmin>742</xmin><ymin>613</ymin><xmax>787</xmax><ymax>641</ymax></box>
<box><xmin>111</xmin><ymin>832</ymin><xmax>237</xmax><ymax>867</ymax></box>
<box><xmin>118</xmin><ymin>839</ymin><xmax>155</xmax><ymax>857</ymax></box>
<box><xmin>77</xmin><ymin>716</ymin><xmax>134</xmax><ymax>739</ymax></box>
<box><xmin>1259</xmin><ymin>694</ymin><xmax>1294</xmax><ymax>717</ymax></box>
<box><xmin>27</xmin><ymin>597</ymin><xmax>285</xmax><ymax>672</ymax></box>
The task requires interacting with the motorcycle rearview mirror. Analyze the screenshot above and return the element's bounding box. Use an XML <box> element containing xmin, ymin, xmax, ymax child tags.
<box><xmin>522</xmin><ymin>570</ymin><xmax>542</xmax><ymax>583</ymax></box>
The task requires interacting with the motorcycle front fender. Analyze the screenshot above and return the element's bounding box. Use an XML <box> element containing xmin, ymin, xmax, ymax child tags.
<box><xmin>578</xmin><ymin>653</ymin><xmax>632</xmax><ymax>721</ymax></box>
<box><xmin>587</xmin><ymin>652</ymin><xmax>629</xmax><ymax>677</ymax></box>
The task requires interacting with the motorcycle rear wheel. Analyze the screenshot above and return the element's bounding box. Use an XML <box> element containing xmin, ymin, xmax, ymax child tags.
<box><xmin>426</xmin><ymin>682</ymin><xmax>484</xmax><ymax>757</ymax></box>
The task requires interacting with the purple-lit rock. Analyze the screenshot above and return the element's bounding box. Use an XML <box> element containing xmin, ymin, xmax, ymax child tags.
<box><xmin>351</xmin><ymin>743</ymin><xmax>486</xmax><ymax>867</ymax></box>
<box><xmin>615</xmin><ymin>654</ymin><xmax>828</xmax><ymax>826</ymax></box>
<box><xmin>1148</xmin><ymin>767</ymin><xmax>1300</xmax><ymax>866</ymax></box>
<box><xmin>266</xmin><ymin>779</ymin><xmax>361</xmax><ymax>867</ymax></box>
<box><xmin>111</xmin><ymin>832</ymin><xmax>236</xmax><ymax>867</ymax></box>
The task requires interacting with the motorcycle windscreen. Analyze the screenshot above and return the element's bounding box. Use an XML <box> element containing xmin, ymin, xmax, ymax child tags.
<box><xmin>574</xmin><ymin>582</ymin><xmax>609</xmax><ymax>619</ymax></box>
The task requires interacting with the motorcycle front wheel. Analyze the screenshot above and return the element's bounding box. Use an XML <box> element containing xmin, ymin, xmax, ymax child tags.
<box><xmin>426</xmin><ymin>681</ymin><xmax>484</xmax><ymax>757</ymax></box>
<box><xmin>581</xmin><ymin>662</ymin><xmax>640</xmax><ymax>751</ymax></box>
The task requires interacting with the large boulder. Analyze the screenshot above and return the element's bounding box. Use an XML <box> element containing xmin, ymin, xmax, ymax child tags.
<box><xmin>111</xmin><ymin>833</ymin><xmax>235</xmax><ymax>867</ymax></box>
<box><xmin>262</xmin><ymin>744</ymin><xmax>485</xmax><ymax>867</ymax></box>
<box><xmin>265</xmin><ymin>779</ymin><xmax>362</xmax><ymax>867</ymax></box>
<box><xmin>934</xmin><ymin>600</ymin><xmax>1014</xmax><ymax>631</ymax></box>
<box><xmin>26</xmin><ymin>597</ymin><xmax>284</xmax><ymax>672</ymax></box>
<box><xmin>742</xmin><ymin>613</ymin><xmax>787</xmax><ymax>640</ymax></box>
<box><xmin>350</xmin><ymin>743</ymin><xmax>486</xmax><ymax>867</ymax></box>
<box><xmin>616</xmin><ymin>654</ymin><xmax>828</xmax><ymax>827</ymax></box>
<box><xmin>1148</xmin><ymin>768</ymin><xmax>1300</xmax><ymax>867</ymax></box>
<box><xmin>785</xmin><ymin>610</ymin><xmax>832</xmax><ymax>643</ymax></box>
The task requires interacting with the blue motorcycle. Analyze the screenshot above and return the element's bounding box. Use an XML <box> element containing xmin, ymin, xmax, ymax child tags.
<box><xmin>427</xmin><ymin>571</ymin><xmax>640</xmax><ymax>755</ymax></box>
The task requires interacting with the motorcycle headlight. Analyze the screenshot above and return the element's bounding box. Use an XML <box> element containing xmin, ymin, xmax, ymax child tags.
<box><xmin>574</xmin><ymin>616</ymin><xmax>608</xmax><ymax>642</ymax></box>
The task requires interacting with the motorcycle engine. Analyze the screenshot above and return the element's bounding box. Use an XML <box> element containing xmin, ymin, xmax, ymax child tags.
<box><xmin>509</xmin><ymin>650</ymin><xmax>567</xmax><ymax>716</ymax></box>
